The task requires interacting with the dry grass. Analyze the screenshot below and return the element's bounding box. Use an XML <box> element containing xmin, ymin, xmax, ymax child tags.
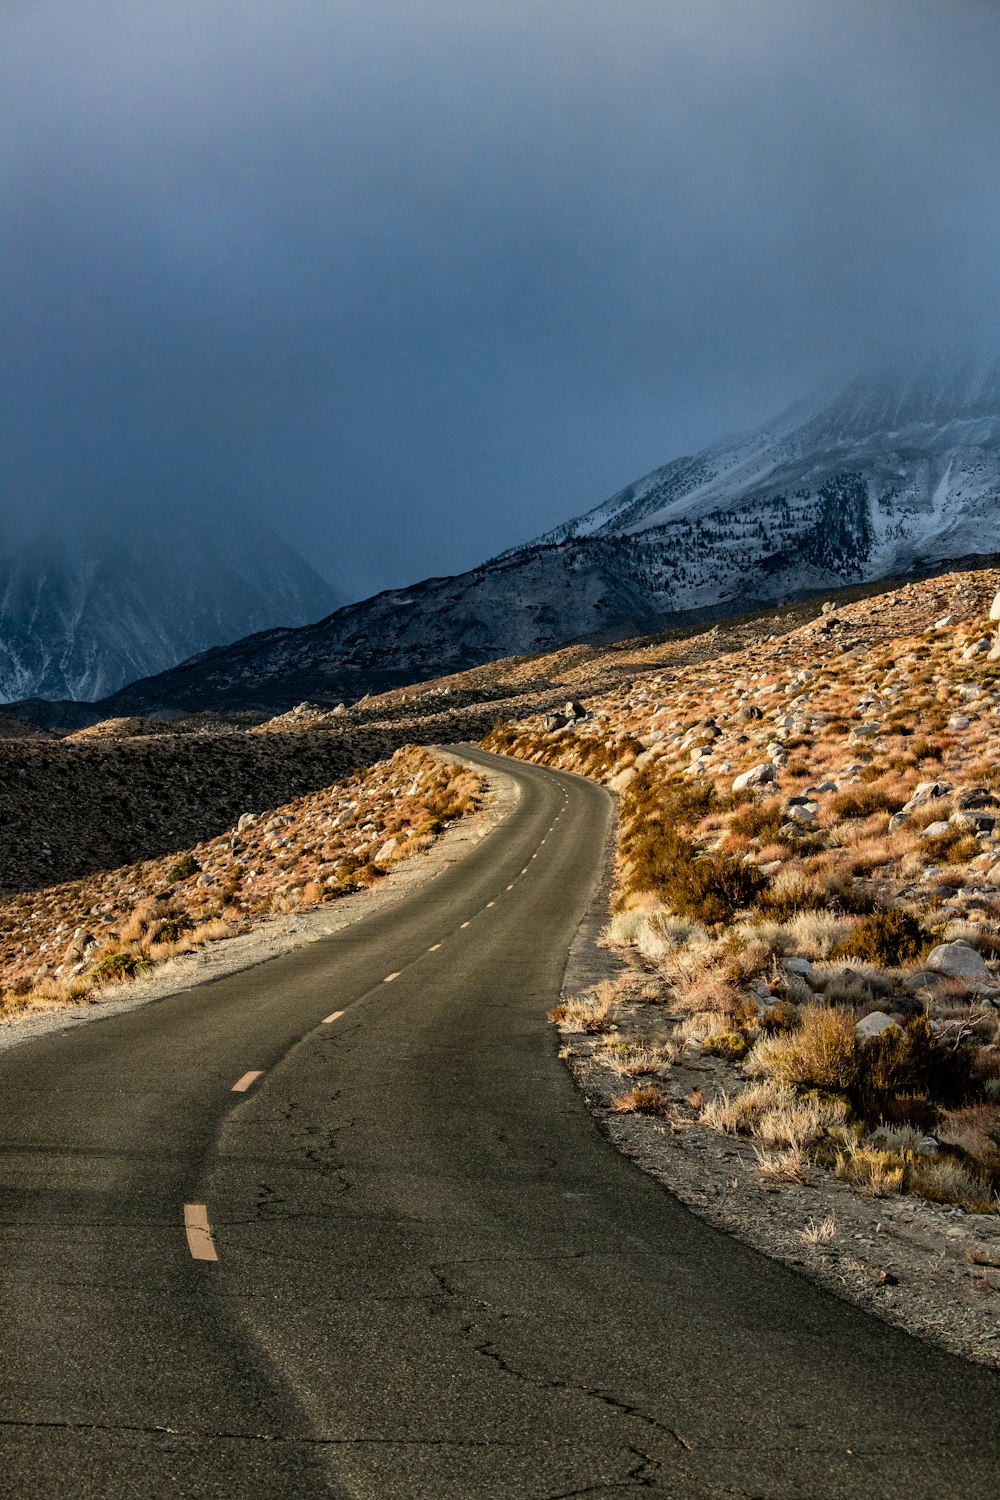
<box><xmin>744</xmin><ymin>1007</ymin><xmax>858</xmax><ymax>1090</ymax></box>
<box><xmin>754</xmin><ymin>1145</ymin><xmax>813</xmax><ymax>1185</ymax></box>
<box><xmin>835</xmin><ymin>1142</ymin><xmax>906</xmax><ymax>1197</ymax></box>
<box><xmin>609</xmin><ymin>1083</ymin><xmax>672</xmax><ymax>1115</ymax></box>
<box><xmin>800</xmin><ymin>1213</ymin><xmax>837</xmax><ymax>1246</ymax></box>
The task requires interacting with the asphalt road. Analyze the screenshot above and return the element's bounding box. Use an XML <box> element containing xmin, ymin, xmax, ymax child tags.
<box><xmin>1</xmin><ymin>746</ymin><xmax>999</xmax><ymax>1500</ymax></box>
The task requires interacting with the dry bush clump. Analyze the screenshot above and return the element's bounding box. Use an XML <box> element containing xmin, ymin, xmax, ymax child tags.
<box><xmin>745</xmin><ymin>1007</ymin><xmax>858</xmax><ymax>1091</ymax></box>
<box><xmin>754</xmin><ymin>1145</ymin><xmax>812</xmax><ymax>1186</ymax></box>
<box><xmin>609</xmin><ymin>1083</ymin><xmax>672</xmax><ymax>1116</ymax></box>
<box><xmin>834</xmin><ymin>1142</ymin><xmax>906</xmax><ymax>1197</ymax></box>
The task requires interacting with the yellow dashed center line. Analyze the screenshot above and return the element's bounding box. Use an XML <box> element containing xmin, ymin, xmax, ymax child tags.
<box><xmin>184</xmin><ymin>1204</ymin><xmax>218</xmax><ymax>1263</ymax></box>
<box><xmin>231</xmin><ymin>1071</ymin><xmax>263</xmax><ymax>1093</ymax></box>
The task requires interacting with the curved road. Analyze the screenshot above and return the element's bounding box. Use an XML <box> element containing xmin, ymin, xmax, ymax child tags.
<box><xmin>1</xmin><ymin>747</ymin><xmax>999</xmax><ymax>1499</ymax></box>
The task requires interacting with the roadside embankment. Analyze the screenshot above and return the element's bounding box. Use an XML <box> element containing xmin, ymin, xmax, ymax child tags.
<box><xmin>0</xmin><ymin>747</ymin><xmax>510</xmax><ymax>1051</ymax></box>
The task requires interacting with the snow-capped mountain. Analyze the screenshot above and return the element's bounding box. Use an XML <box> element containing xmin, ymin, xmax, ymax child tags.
<box><xmin>12</xmin><ymin>355</ymin><xmax>999</xmax><ymax>721</ymax></box>
<box><xmin>528</xmin><ymin>352</ymin><xmax>1000</xmax><ymax>609</ymax></box>
<box><xmin>0</xmin><ymin>515</ymin><xmax>339</xmax><ymax>702</ymax></box>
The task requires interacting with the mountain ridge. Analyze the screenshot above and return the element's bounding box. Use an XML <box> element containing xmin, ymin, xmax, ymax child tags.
<box><xmin>11</xmin><ymin>355</ymin><xmax>1000</xmax><ymax>722</ymax></box>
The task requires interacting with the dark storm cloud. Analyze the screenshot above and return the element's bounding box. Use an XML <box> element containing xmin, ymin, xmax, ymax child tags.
<box><xmin>3</xmin><ymin>0</ymin><xmax>999</xmax><ymax>596</ymax></box>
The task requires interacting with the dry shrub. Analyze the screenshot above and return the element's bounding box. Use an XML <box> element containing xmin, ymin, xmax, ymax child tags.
<box><xmin>754</xmin><ymin>1092</ymin><xmax>850</xmax><ymax>1150</ymax></box>
<box><xmin>835</xmin><ymin>907</ymin><xmax>928</xmax><ymax>966</ymax></box>
<box><xmin>675</xmin><ymin>1009</ymin><xmax>731</xmax><ymax>1043</ymax></box>
<box><xmin>785</xmin><ymin>909</ymin><xmax>861</xmax><ymax>958</ymax></box>
<box><xmin>835</xmin><ymin>1142</ymin><xmax>905</xmax><ymax>1196</ymax></box>
<box><xmin>755</xmin><ymin>873</ymin><xmax>831</xmax><ymax>922</ymax></box>
<box><xmin>598</xmin><ymin>1037</ymin><xmax>677</xmax><ymax>1077</ymax></box>
<box><xmin>800</xmin><ymin>1214</ymin><xmax>837</xmax><ymax>1246</ymax></box>
<box><xmin>754</xmin><ymin>1145</ymin><xmax>812</xmax><ymax>1185</ymax></box>
<box><xmin>936</xmin><ymin>1103</ymin><xmax>1000</xmax><ymax>1175</ymax></box>
<box><xmin>604</xmin><ymin>908</ymin><xmax>647</xmax><ymax>945</ymax></box>
<box><xmin>671</xmin><ymin>972</ymin><xmax>741</xmax><ymax>1016</ymax></box>
<box><xmin>922</xmin><ymin>829</ymin><xmax>980</xmax><ymax>865</ymax></box>
<box><xmin>852</xmin><ymin>1017</ymin><xmax>974</xmax><ymax>1128</ymax></box>
<box><xmin>831</xmin><ymin>784</ymin><xmax>905</xmax><ymax>819</ymax></box>
<box><xmin>729</xmin><ymin>798</ymin><xmax>785</xmax><ymax>844</ymax></box>
<box><xmin>549</xmin><ymin>983</ymin><xmax>621</xmax><ymax>1033</ymax></box>
<box><xmin>745</xmin><ymin>1005</ymin><xmax>857</xmax><ymax>1091</ymax></box>
<box><xmin>908</xmin><ymin>1155</ymin><xmax>997</xmax><ymax>1211</ymax></box>
<box><xmin>702</xmin><ymin>1029</ymin><xmax>751</xmax><ymax>1062</ymax></box>
<box><xmin>609</xmin><ymin>1083</ymin><xmax>671</xmax><ymax>1115</ymax></box>
<box><xmin>700</xmin><ymin>1079</ymin><xmax>794</xmax><ymax>1134</ymax></box>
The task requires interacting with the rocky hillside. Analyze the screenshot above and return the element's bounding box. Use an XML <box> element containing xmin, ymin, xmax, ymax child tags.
<box><xmin>485</xmin><ymin>562</ymin><xmax>1000</xmax><ymax>1221</ymax></box>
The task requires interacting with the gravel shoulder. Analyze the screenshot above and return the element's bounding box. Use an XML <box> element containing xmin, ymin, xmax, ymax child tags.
<box><xmin>0</xmin><ymin>748</ymin><xmax>515</xmax><ymax>1056</ymax></box>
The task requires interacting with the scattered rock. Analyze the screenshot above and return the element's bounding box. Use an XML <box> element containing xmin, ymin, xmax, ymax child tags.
<box><xmin>855</xmin><ymin>1011</ymin><xmax>900</xmax><ymax>1041</ymax></box>
<box><xmin>732</xmin><ymin>763</ymin><xmax>776</xmax><ymax>791</ymax></box>
<box><xmin>925</xmin><ymin>942</ymin><xmax>990</xmax><ymax>980</ymax></box>
<box><xmin>921</xmin><ymin>821</ymin><xmax>952</xmax><ymax>839</ymax></box>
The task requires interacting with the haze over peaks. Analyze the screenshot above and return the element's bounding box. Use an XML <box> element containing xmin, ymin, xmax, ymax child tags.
<box><xmin>0</xmin><ymin>511</ymin><xmax>339</xmax><ymax>703</ymax></box>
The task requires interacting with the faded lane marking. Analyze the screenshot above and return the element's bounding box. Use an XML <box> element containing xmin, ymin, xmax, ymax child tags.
<box><xmin>460</xmin><ymin>921</ymin><xmax>471</xmax><ymax>929</ymax></box>
<box><xmin>384</xmin><ymin>972</ymin><xmax>401</xmax><ymax>983</ymax></box>
<box><xmin>486</xmin><ymin>901</ymin><xmax>495</xmax><ymax>908</ymax></box>
<box><xmin>506</xmin><ymin>883</ymin><xmax>515</xmax><ymax>891</ymax></box>
<box><xmin>429</xmin><ymin>942</ymin><xmax>442</xmax><ymax>952</ymax></box>
<box><xmin>184</xmin><ymin>1204</ymin><xmax>218</xmax><ymax>1263</ymax></box>
<box><xmin>323</xmin><ymin>1009</ymin><xmax>345</xmax><ymax>1024</ymax></box>
<box><xmin>231</xmin><ymin>1071</ymin><xmax>263</xmax><ymax>1093</ymax></box>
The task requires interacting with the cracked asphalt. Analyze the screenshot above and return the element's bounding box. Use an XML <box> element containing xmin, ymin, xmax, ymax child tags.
<box><xmin>1</xmin><ymin>747</ymin><xmax>1000</xmax><ymax>1498</ymax></box>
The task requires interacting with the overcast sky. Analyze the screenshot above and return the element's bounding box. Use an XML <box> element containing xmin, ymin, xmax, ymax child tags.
<box><xmin>3</xmin><ymin>0</ymin><xmax>998</xmax><ymax>598</ymax></box>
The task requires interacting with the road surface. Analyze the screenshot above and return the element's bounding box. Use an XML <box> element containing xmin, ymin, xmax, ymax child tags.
<box><xmin>1</xmin><ymin>747</ymin><xmax>998</xmax><ymax>1498</ymax></box>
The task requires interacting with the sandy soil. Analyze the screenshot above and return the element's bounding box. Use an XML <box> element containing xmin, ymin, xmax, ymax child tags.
<box><xmin>0</xmin><ymin>750</ymin><xmax>516</xmax><ymax>1057</ymax></box>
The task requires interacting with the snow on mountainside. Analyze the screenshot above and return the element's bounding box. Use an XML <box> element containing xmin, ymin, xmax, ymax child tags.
<box><xmin>13</xmin><ymin>355</ymin><xmax>998</xmax><ymax>721</ymax></box>
<box><xmin>0</xmin><ymin>518</ymin><xmax>339</xmax><ymax>702</ymax></box>
<box><xmin>528</xmin><ymin>353</ymin><xmax>1000</xmax><ymax>612</ymax></box>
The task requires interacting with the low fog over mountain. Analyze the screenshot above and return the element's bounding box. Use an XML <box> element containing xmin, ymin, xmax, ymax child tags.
<box><xmin>0</xmin><ymin>514</ymin><xmax>338</xmax><ymax>702</ymax></box>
